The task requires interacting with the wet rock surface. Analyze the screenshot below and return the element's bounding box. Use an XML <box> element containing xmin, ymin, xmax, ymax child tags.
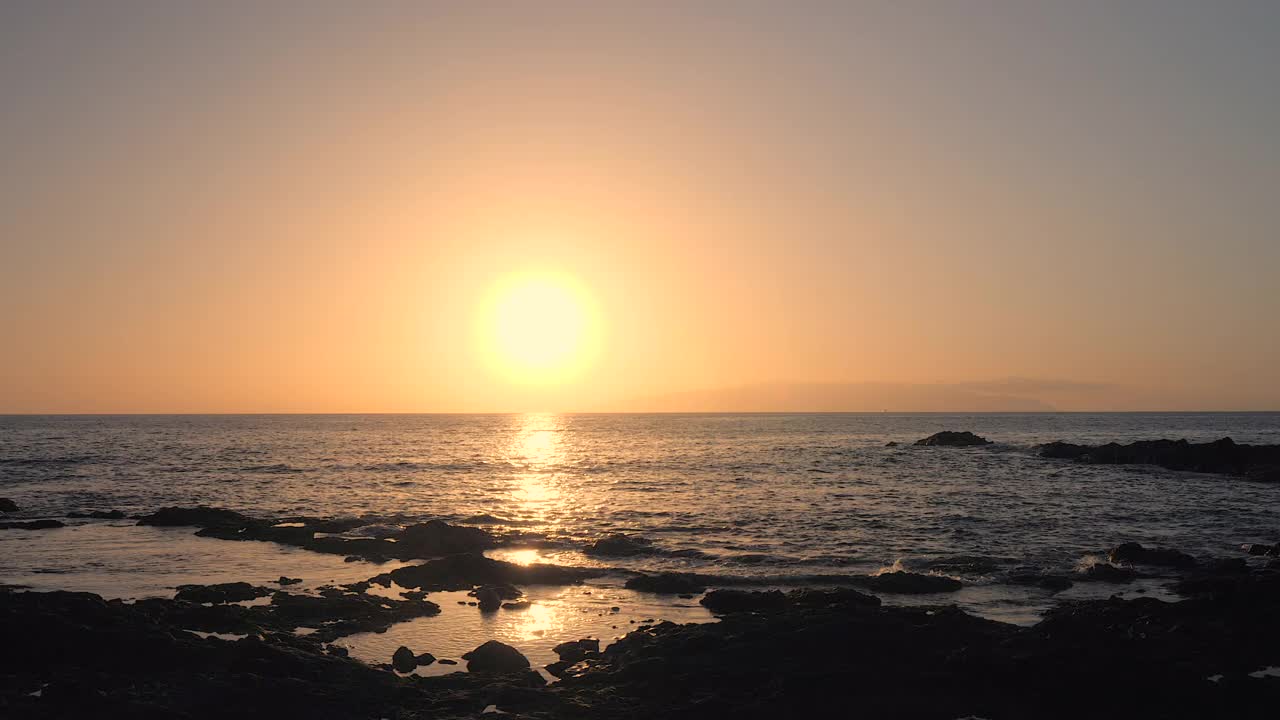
<box><xmin>1038</xmin><ymin>437</ymin><xmax>1280</xmax><ymax>477</ymax></box>
<box><xmin>914</xmin><ymin>430</ymin><xmax>993</xmax><ymax>446</ymax></box>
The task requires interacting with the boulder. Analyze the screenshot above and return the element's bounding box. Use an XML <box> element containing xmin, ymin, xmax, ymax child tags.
<box><xmin>395</xmin><ymin>519</ymin><xmax>497</xmax><ymax>556</ymax></box>
<box><xmin>552</xmin><ymin>638</ymin><xmax>600</xmax><ymax>664</ymax></box>
<box><xmin>276</xmin><ymin>576</ymin><xmax>303</xmax><ymax>586</ymax></box>
<box><xmin>475</xmin><ymin>586</ymin><xmax>502</xmax><ymax>612</ymax></box>
<box><xmin>392</xmin><ymin>646</ymin><xmax>417</xmax><ymax>673</ymax></box>
<box><xmin>914</xmin><ymin>431</ymin><xmax>992</xmax><ymax>447</ymax></box>
<box><xmin>583</xmin><ymin>533</ymin><xmax>656</xmax><ymax>557</ymax></box>
<box><xmin>462</xmin><ymin>640</ymin><xmax>531</xmax><ymax>674</ymax></box>
<box><xmin>624</xmin><ymin>572</ymin><xmax>707</xmax><ymax>595</ymax></box>
<box><xmin>1107</xmin><ymin>542</ymin><xmax>1196</xmax><ymax>569</ymax></box>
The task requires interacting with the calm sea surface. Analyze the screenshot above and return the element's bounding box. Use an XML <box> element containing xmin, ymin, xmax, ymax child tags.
<box><xmin>3</xmin><ymin>413</ymin><xmax>1280</xmax><ymax>667</ymax></box>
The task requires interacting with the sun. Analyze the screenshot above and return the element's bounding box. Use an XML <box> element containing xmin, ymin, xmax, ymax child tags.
<box><xmin>477</xmin><ymin>272</ymin><xmax>601</xmax><ymax>385</ymax></box>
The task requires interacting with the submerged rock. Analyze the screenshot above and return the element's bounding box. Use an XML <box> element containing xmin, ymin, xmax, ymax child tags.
<box><xmin>0</xmin><ymin>498</ymin><xmax>17</xmax><ymax>512</ymax></box>
<box><xmin>66</xmin><ymin>510</ymin><xmax>126</xmax><ymax>519</ymax></box>
<box><xmin>1107</xmin><ymin>542</ymin><xmax>1196</xmax><ymax>568</ymax></box>
<box><xmin>0</xmin><ymin>519</ymin><xmax>64</xmax><ymax>530</ymax></box>
<box><xmin>624</xmin><ymin>572</ymin><xmax>707</xmax><ymax>595</ymax></box>
<box><xmin>914</xmin><ymin>431</ymin><xmax>993</xmax><ymax>447</ymax></box>
<box><xmin>1078</xmin><ymin>563</ymin><xmax>1138</xmax><ymax>583</ymax></box>
<box><xmin>853</xmin><ymin>571</ymin><xmax>962</xmax><ymax>594</ymax></box>
<box><xmin>462</xmin><ymin>640</ymin><xmax>531</xmax><ymax>674</ymax></box>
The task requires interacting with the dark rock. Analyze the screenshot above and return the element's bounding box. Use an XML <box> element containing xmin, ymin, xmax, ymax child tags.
<box><xmin>1008</xmin><ymin>571</ymin><xmax>1074</xmax><ymax>592</ymax></box>
<box><xmin>853</xmin><ymin>571</ymin><xmax>963</xmax><ymax>594</ymax></box>
<box><xmin>174</xmin><ymin>583</ymin><xmax>272</xmax><ymax>604</ymax></box>
<box><xmin>394</xmin><ymin>519</ymin><xmax>496</xmax><ymax>556</ymax></box>
<box><xmin>437</xmin><ymin>658</ymin><xmax>458</xmax><ymax>665</ymax></box>
<box><xmin>1243</xmin><ymin>542</ymin><xmax>1278</xmax><ymax>556</ymax></box>
<box><xmin>552</xmin><ymin>638</ymin><xmax>600</xmax><ymax>664</ymax></box>
<box><xmin>379</xmin><ymin>553</ymin><xmax>602</xmax><ymax>591</ymax></box>
<box><xmin>624</xmin><ymin>572</ymin><xmax>707</xmax><ymax>595</ymax></box>
<box><xmin>276</xmin><ymin>576</ymin><xmax>303</xmax><ymax>586</ymax></box>
<box><xmin>502</xmin><ymin>600</ymin><xmax>532</xmax><ymax>610</ymax></box>
<box><xmin>462</xmin><ymin>640</ymin><xmax>530</xmax><ymax>673</ymax></box>
<box><xmin>1037</xmin><ymin>437</ymin><xmax>1280</xmax><ymax>477</ymax></box>
<box><xmin>1107</xmin><ymin>542</ymin><xmax>1196</xmax><ymax>568</ymax></box>
<box><xmin>884</xmin><ymin>441</ymin><xmax>899</xmax><ymax>447</ymax></box>
<box><xmin>700</xmin><ymin>590</ymin><xmax>788</xmax><ymax>613</ymax></box>
<box><xmin>475</xmin><ymin>586</ymin><xmax>502</xmax><ymax>611</ymax></box>
<box><xmin>914</xmin><ymin>431</ymin><xmax>993</xmax><ymax>447</ymax></box>
<box><xmin>0</xmin><ymin>498</ymin><xmax>17</xmax><ymax>512</ymax></box>
<box><xmin>392</xmin><ymin>645</ymin><xmax>417</xmax><ymax>672</ymax></box>
<box><xmin>415</xmin><ymin>651</ymin><xmax>436</xmax><ymax>665</ymax></box>
<box><xmin>1245</xmin><ymin>466</ymin><xmax>1280</xmax><ymax>482</ymax></box>
<box><xmin>66</xmin><ymin>510</ymin><xmax>126</xmax><ymax>519</ymax></box>
<box><xmin>583</xmin><ymin>533</ymin><xmax>656</xmax><ymax>557</ymax></box>
<box><xmin>1079</xmin><ymin>563</ymin><xmax>1138</xmax><ymax>583</ymax></box>
<box><xmin>0</xmin><ymin>519</ymin><xmax>65</xmax><ymax>530</ymax></box>
<box><xmin>136</xmin><ymin>506</ymin><xmax>252</xmax><ymax>528</ymax></box>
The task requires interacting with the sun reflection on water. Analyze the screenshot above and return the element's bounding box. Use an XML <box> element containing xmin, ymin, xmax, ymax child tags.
<box><xmin>507</xmin><ymin>414</ymin><xmax>567</xmax><ymax>523</ymax></box>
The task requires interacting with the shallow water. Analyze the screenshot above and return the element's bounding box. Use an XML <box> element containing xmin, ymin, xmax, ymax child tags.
<box><xmin>3</xmin><ymin>413</ymin><xmax>1279</xmax><ymax>668</ymax></box>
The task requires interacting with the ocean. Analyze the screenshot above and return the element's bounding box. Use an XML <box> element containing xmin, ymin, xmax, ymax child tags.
<box><xmin>4</xmin><ymin>412</ymin><xmax>1279</xmax><ymax>672</ymax></box>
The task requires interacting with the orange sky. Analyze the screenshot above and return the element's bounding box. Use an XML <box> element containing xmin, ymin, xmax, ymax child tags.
<box><xmin>2</xmin><ymin>3</ymin><xmax>1278</xmax><ymax>412</ymax></box>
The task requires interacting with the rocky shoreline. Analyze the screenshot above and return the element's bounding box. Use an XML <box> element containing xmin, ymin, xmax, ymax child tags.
<box><xmin>4</xmin><ymin>549</ymin><xmax>1279</xmax><ymax>719</ymax></box>
<box><xmin>3</xmin><ymin>500</ymin><xmax>1280</xmax><ymax>718</ymax></box>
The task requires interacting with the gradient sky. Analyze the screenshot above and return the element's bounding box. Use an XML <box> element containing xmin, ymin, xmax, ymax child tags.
<box><xmin>2</xmin><ymin>1</ymin><xmax>1278</xmax><ymax>412</ymax></box>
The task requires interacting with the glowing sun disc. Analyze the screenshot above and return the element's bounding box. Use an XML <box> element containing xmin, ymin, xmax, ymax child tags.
<box><xmin>477</xmin><ymin>272</ymin><xmax>601</xmax><ymax>384</ymax></box>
